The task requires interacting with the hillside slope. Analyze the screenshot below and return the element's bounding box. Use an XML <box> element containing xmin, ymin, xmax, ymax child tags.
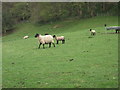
<box><xmin>2</xmin><ymin>16</ymin><xmax>118</xmax><ymax>88</ymax></box>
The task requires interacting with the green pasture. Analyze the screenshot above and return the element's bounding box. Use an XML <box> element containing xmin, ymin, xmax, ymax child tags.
<box><xmin>2</xmin><ymin>16</ymin><xmax>118</xmax><ymax>88</ymax></box>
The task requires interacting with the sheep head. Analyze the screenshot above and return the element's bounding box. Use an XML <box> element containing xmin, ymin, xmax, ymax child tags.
<box><xmin>53</xmin><ymin>35</ymin><xmax>56</xmax><ymax>38</ymax></box>
<box><xmin>35</xmin><ymin>33</ymin><xmax>39</xmax><ymax>38</ymax></box>
<box><xmin>104</xmin><ymin>24</ymin><xmax>107</xmax><ymax>27</ymax></box>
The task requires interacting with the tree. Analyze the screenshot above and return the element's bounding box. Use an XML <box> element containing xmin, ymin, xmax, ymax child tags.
<box><xmin>2</xmin><ymin>2</ymin><xmax>118</xmax><ymax>34</ymax></box>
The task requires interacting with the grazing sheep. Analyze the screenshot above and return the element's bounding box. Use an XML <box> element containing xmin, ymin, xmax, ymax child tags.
<box><xmin>104</xmin><ymin>24</ymin><xmax>120</xmax><ymax>33</ymax></box>
<box><xmin>53</xmin><ymin>35</ymin><xmax>65</xmax><ymax>44</ymax></box>
<box><xmin>35</xmin><ymin>33</ymin><xmax>55</xmax><ymax>49</ymax></box>
<box><xmin>90</xmin><ymin>29</ymin><xmax>96</xmax><ymax>35</ymax></box>
<box><xmin>23</xmin><ymin>35</ymin><xmax>29</xmax><ymax>39</ymax></box>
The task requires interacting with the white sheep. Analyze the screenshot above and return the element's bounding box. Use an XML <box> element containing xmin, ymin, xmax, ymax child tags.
<box><xmin>23</xmin><ymin>35</ymin><xmax>29</xmax><ymax>39</ymax></box>
<box><xmin>104</xmin><ymin>24</ymin><xmax>120</xmax><ymax>33</ymax></box>
<box><xmin>53</xmin><ymin>35</ymin><xmax>65</xmax><ymax>44</ymax></box>
<box><xmin>90</xmin><ymin>29</ymin><xmax>96</xmax><ymax>35</ymax></box>
<box><xmin>35</xmin><ymin>33</ymin><xmax>55</xmax><ymax>49</ymax></box>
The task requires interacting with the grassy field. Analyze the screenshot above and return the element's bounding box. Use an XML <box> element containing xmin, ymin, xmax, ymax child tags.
<box><xmin>2</xmin><ymin>16</ymin><xmax>118</xmax><ymax>88</ymax></box>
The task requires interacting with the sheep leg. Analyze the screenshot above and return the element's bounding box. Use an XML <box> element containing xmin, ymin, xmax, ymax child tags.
<box><xmin>116</xmin><ymin>30</ymin><xmax>118</xmax><ymax>33</ymax></box>
<box><xmin>43</xmin><ymin>44</ymin><xmax>45</xmax><ymax>49</ymax></box>
<box><xmin>52</xmin><ymin>43</ymin><xmax>55</xmax><ymax>47</ymax></box>
<box><xmin>38</xmin><ymin>43</ymin><xmax>42</xmax><ymax>49</ymax></box>
<box><xmin>56</xmin><ymin>40</ymin><xmax>59</xmax><ymax>44</ymax></box>
<box><xmin>49</xmin><ymin>43</ymin><xmax>51</xmax><ymax>48</ymax></box>
<box><xmin>62</xmin><ymin>40</ymin><xmax>65</xmax><ymax>44</ymax></box>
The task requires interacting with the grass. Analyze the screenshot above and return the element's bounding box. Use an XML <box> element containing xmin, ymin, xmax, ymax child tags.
<box><xmin>2</xmin><ymin>16</ymin><xmax>118</xmax><ymax>88</ymax></box>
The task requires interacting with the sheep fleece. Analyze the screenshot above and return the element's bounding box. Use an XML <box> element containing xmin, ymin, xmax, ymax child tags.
<box><xmin>56</xmin><ymin>36</ymin><xmax>64</xmax><ymax>40</ymax></box>
<box><xmin>38</xmin><ymin>35</ymin><xmax>54</xmax><ymax>44</ymax></box>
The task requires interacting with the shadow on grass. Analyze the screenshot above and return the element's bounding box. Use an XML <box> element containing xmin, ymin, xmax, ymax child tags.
<box><xmin>88</xmin><ymin>36</ymin><xmax>93</xmax><ymax>38</ymax></box>
<box><xmin>34</xmin><ymin>45</ymin><xmax>56</xmax><ymax>50</ymax></box>
<box><xmin>100</xmin><ymin>32</ymin><xmax>120</xmax><ymax>34</ymax></box>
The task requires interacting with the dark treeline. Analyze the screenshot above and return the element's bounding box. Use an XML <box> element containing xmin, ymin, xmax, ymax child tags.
<box><xmin>2</xmin><ymin>2</ymin><xmax>118</xmax><ymax>33</ymax></box>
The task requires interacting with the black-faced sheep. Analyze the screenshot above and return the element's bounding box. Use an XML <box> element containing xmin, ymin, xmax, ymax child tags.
<box><xmin>90</xmin><ymin>29</ymin><xmax>96</xmax><ymax>35</ymax></box>
<box><xmin>35</xmin><ymin>33</ymin><xmax>55</xmax><ymax>49</ymax></box>
<box><xmin>53</xmin><ymin>35</ymin><xmax>65</xmax><ymax>44</ymax></box>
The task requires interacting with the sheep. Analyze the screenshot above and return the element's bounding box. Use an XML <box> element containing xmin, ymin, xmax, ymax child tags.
<box><xmin>90</xmin><ymin>29</ymin><xmax>96</xmax><ymax>35</ymax></box>
<box><xmin>104</xmin><ymin>24</ymin><xmax>120</xmax><ymax>33</ymax></box>
<box><xmin>23</xmin><ymin>35</ymin><xmax>29</xmax><ymax>39</ymax></box>
<box><xmin>35</xmin><ymin>33</ymin><xmax>55</xmax><ymax>49</ymax></box>
<box><xmin>53</xmin><ymin>35</ymin><xmax>65</xmax><ymax>44</ymax></box>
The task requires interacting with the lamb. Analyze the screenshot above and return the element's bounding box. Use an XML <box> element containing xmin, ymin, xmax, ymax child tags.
<box><xmin>90</xmin><ymin>29</ymin><xmax>96</xmax><ymax>35</ymax></box>
<box><xmin>23</xmin><ymin>35</ymin><xmax>29</xmax><ymax>39</ymax></box>
<box><xmin>53</xmin><ymin>35</ymin><xmax>65</xmax><ymax>44</ymax></box>
<box><xmin>35</xmin><ymin>33</ymin><xmax>55</xmax><ymax>49</ymax></box>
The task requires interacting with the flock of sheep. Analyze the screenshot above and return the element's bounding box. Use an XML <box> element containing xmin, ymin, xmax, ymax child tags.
<box><xmin>23</xmin><ymin>29</ymin><xmax>94</xmax><ymax>49</ymax></box>
<box><xmin>24</xmin><ymin>34</ymin><xmax>65</xmax><ymax>49</ymax></box>
<box><xmin>23</xmin><ymin>24</ymin><xmax>120</xmax><ymax>49</ymax></box>
<box><xmin>34</xmin><ymin>34</ymin><xmax>65</xmax><ymax>49</ymax></box>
